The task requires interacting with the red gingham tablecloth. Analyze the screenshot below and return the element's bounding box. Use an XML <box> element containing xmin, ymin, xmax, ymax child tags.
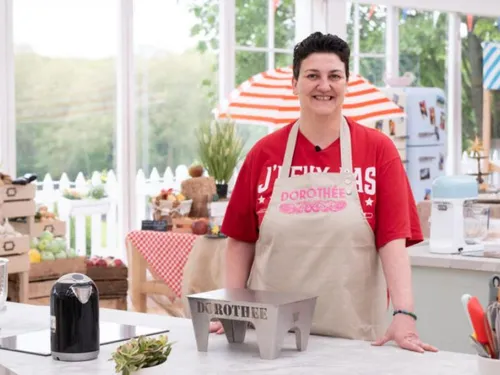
<box><xmin>126</xmin><ymin>230</ymin><xmax>199</xmax><ymax>298</ymax></box>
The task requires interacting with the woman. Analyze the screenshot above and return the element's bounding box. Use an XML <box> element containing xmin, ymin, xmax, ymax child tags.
<box><xmin>212</xmin><ymin>32</ymin><xmax>437</xmax><ymax>353</ymax></box>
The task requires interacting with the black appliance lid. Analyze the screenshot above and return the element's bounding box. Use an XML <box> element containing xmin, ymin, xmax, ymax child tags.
<box><xmin>55</xmin><ymin>273</ymin><xmax>93</xmax><ymax>284</ymax></box>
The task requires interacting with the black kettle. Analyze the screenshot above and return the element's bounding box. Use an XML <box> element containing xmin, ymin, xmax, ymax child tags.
<box><xmin>50</xmin><ymin>273</ymin><xmax>100</xmax><ymax>361</ymax></box>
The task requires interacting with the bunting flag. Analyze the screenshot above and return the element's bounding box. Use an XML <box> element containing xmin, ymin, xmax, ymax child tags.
<box><xmin>215</xmin><ymin>67</ymin><xmax>405</xmax><ymax>128</ymax></box>
<box><xmin>367</xmin><ymin>4</ymin><xmax>377</xmax><ymax>20</ymax></box>
<box><xmin>401</xmin><ymin>9</ymin><xmax>408</xmax><ymax>21</ymax></box>
<box><xmin>483</xmin><ymin>42</ymin><xmax>500</xmax><ymax>90</ymax></box>
<box><xmin>467</xmin><ymin>15</ymin><xmax>474</xmax><ymax>33</ymax></box>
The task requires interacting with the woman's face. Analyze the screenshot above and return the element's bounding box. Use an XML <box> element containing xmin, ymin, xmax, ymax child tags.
<box><xmin>292</xmin><ymin>52</ymin><xmax>347</xmax><ymax>117</ymax></box>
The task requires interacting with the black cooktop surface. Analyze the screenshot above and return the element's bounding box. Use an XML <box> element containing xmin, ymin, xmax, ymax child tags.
<box><xmin>0</xmin><ymin>322</ymin><xmax>169</xmax><ymax>357</ymax></box>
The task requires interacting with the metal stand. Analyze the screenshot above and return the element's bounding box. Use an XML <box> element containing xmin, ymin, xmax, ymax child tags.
<box><xmin>187</xmin><ymin>288</ymin><xmax>317</xmax><ymax>360</ymax></box>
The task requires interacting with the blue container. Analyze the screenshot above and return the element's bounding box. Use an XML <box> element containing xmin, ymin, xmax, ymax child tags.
<box><xmin>431</xmin><ymin>175</ymin><xmax>478</xmax><ymax>199</ymax></box>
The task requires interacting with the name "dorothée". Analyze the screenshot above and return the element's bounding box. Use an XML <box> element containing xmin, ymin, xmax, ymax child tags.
<box><xmin>196</xmin><ymin>301</ymin><xmax>268</xmax><ymax>320</ymax></box>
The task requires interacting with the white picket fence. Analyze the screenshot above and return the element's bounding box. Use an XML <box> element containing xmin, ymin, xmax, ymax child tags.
<box><xmin>33</xmin><ymin>165</ymin><xmax>239</xmax><ymax>260</ymax></box>
<box><xmin>31</xmin><ymin>151</ymin><xmax>498</xmax><ymax>260</ymax></box>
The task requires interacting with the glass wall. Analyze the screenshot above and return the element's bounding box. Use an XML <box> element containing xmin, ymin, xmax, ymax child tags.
<box><xmin>346</xmin><ymin>3</ymin><xmax>386</xmax><ymax>86</ymax></box>
<box><xmin>134</xmin><ymin>0</ymin><xmax>217</xmax><ymax>177</ymax></box>
<box><xmin>399</xmin><ymin>10</ymin><xmax>448</xmax><ymax>90</ymax></box>
<box><xmin>460</xmin><ymin>16</ymin><xmax>500</xmax><ymax>150</ymax></box>
<box><xmin>234</xmin><ymin>0</ymin><xmax>295</xmax><ymax>85</ymax></box>
<box><xmin>13</xmin><ymin>0</ymin><xmax>118</xmax><ymax>181</ymax></box>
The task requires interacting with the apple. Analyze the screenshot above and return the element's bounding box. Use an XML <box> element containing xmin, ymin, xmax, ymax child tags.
<box><xmin>191</xmin><ymin>219</ymin><xmax>209</xmax><ymax>235</ymax></box>
<box><xmin>188</xmin><ymin>165</ymin><xmax>204</xmax><ymax>178</ymax></box>
<box><xmin>96</xmin><ymin>259</ymin><xmax>107</xmax><ymax>267</ymax></box>
<box><xmin>113</xmin><ymin>259</ymin><xmax>124</xmax><ymax>267</ymax></box>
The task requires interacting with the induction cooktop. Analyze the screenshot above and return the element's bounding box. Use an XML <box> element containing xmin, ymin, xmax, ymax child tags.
<box><xmin>0</xmin><ymin>322</ymin><xmax>169</xmax><ymax>357</ymax></box>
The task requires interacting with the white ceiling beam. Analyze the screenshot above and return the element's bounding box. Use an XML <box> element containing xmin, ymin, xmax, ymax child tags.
<box><xmin>361</xmin><ymin>0</ymin><xmax>500</xmax><ymax>18</ymax></box>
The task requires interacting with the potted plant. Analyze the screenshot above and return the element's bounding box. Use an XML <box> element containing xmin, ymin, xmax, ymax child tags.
<box><xmin>196</xmin><ymin>118</ymin><xmax>244</xmax><ymax>199</ymax></box>
<box><xmin>110</xmin><ymin>335</ymin><xmax>173</xmax><ymax>375</ymax></box>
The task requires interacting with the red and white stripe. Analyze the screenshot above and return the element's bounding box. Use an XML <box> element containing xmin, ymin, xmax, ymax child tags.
<box><xmin>216</xmin><ymin>66</ymin><xmax>404</xmax><ymax>127</ymax></box>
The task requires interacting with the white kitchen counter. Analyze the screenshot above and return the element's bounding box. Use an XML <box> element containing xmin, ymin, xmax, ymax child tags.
<box><xmin>0</xmin><ymin>302</ymin><xmax>480</xmax><ymax>375</ymax></box>
<box><xmin>409</xmin><ymin>241</ymin><xmax>500</xmax><ymax>272</ymax></box>
<box><xmin>407</xmin><ymin>241</ymin><xmax>500</xmax><ymax>355</ymax></box>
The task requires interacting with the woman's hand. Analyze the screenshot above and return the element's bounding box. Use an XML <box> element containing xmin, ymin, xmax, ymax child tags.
<box><xmin>209</xmin><ymin>321</ymin><xmax>225</xmax><ymax>334</ymax></box>
<box><xmin>372</xmin><ymin>314</ymin><xmax>438</xmax><ymax>353</ymax></box>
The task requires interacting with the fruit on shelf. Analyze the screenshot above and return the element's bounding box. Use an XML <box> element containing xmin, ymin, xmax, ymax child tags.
<box><xmin>188</xmin><ymin>164</ymin><xmax>204</xmax><ymax>178</ymax></box>
<box><xmin>0</xmin><ymin>172</ymin><xmax>12</xmax><ymax>185</ymax></box>
<box><xmin>29</xmin><ymin>249</ymin><xmax>41</xmax><ymax>263</ymax></box>
<box><xmin>153</xmin><ymin>188</ymin><xmax>188</xmax><ymax>208</ymax></box>
<box><xmin>31</xmin><ymin>232</ymin><xmax>77</xmax><ymax>261</ymax></box>
<box><xmin>35</xmin><ymin>205</ymin><xmax>57</xmax><ymax>222</ymax></box>
<box><xmin>86</xmin><ymin>255</ymin><xmax>125</xmax><ymax>268</ymax></box>
<box><xmin>63</xmin><ymin>188</ymin><xmax>84</xmax><ymax>200</ymax></box>
<box><xmin>191</xmin><ymin>218</ymin><xmax>209</xmax><ymax>235</ymax></box>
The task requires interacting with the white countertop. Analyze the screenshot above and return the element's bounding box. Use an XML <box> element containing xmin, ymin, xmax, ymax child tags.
<box><xmin>0</xmin><ymin>302</ymin><xmax>483</xmax><ymax>374</ymax></box>
<box><xmin>409</xmin><ymin>241</ymin><xmax>500</xmax><ymax>272</ymax></box>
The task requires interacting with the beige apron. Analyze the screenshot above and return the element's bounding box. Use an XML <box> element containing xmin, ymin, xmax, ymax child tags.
<box><xmin>247</xmin><ymin>118</ymin><xmax>387</xmax><ymax>341</ymax></box>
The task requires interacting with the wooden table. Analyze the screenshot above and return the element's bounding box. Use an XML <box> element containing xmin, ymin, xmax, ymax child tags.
<box><xmin>125</xmin><ymin>231</ymin><xmax>227</xmax><ymax>317</ymax></box>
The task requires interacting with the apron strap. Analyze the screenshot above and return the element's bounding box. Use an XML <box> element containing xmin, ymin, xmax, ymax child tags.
<box><xmin>280</xmin><ymin>117</ymin><xmax>353</xmax><ymax>179</ymax></box>
<box><xmin>281</xmin><ymin>121</ymin><xmax>300</xmax><ymax>178</ymax></box>
<box><xmin>340</xmin><ymin>117</ymin><xmax>353</xmax><ymax>174</ymax></box>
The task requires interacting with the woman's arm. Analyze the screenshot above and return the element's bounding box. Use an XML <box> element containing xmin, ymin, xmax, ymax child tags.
<box><xmin>225</xmin><ymin>238</ymin><xmax>256</xmax><ymax>288</ymax></box>
<box><xmin>378</xmin><ymin>238</ymin><xmax>414</xmax><ymax>311</ymax></box>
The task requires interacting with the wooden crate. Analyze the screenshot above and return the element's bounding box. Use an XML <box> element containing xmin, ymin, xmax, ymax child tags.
<box><xmin>9</xmin><ymin>275</ymin><xmax>127</xmax><ymax>304</ymax></box>
<box><xmin>20</xmin><ymin>295</ymin><xmax>128</xmax><ymax>311</ymax></box>
<box><xmin>100</xmin><ymin>295</ymin><xmax>127</xmax><ymax>310</ymax></box>
<box><xmin>4</xmin><ymin>253</ymin><xmax>30</xmax><ymax>303</ymax></box>
<box><xmin>0</xmin><ymin>184</ymin><xmax>36</xmax><ymax>203</ymax></box>
<box><xmin>0</xmin><ymin>184</ymin><xmax>36</xmax><ymax>220</ymax></box>
<box><xmin>86</xmin><ymin>265</ymin><xmax>128</xmax><ymax>281</ymax></box>
<box><xmin>4</xmin><ymin>253</ymin><xmax>30</xmax><ymax>274</ymax></box>
<box><xmin>9</xmin><ymin>277</ymin><xmax>54</xmax><ymax>300</ymax></box>
<box><xmin>11</xmin><ymin>219</ymin><xmax>66</xmax><ymax>238</ymax></box>
<box><xmin>29</xmin><ymin>257</ymin><xmax>87</xmax><ymax>281</ymax></box>
<box><xmin>0</xmin><ymin>235</ymin><xmax>30</xmax><ymax>257</ymax></box>
<box><xmin>95</xmin><ymin>279</ymin><xmax>128</xmax><ymax>296</ymax></box>
<box><xmin>8</xmin><ymin>277</ymin><xmax>127</xmax><ymax>300</ymax></box>
<box><xmin>0</xmin><ymin>200</ymin><xmax>36</xmax><ymax>219</ymax></box>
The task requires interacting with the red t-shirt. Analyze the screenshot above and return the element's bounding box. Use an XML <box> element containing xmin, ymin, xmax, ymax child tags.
<box><xmin>221</xmin><ymin>118</ymin><xmax>423</xmax><ymax>249</ymax></box>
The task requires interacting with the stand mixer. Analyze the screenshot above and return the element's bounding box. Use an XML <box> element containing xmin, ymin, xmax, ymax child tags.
<box><xmin>429</xmin><ymin>175</ymin><xmax>489</xmax><ymax>254</ymax></box>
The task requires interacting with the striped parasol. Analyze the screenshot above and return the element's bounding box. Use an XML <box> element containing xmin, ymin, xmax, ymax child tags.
<box><xmin>215</xmin><ymin>66</ymin><xmax>405</xmax><ymax>127</ymax></box>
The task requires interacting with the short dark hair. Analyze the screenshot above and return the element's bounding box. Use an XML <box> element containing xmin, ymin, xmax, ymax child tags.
<box><xmin>292</xmin><ymin>32</ymin><xmax>350</xmax><ymax>80</ymax></box>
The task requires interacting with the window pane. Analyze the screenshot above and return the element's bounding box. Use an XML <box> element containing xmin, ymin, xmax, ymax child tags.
<box><xmin>359</xmin><ymin>57</ymin><xmax>385</xmax><ymax>86</ymax></box>
<box><xmin>134</xmin><ymin>0</ymin><xmax>218</xmax><ymax>178</ymax></box>
<box><xmin>274</xmin><ymin>0</ymin><xmax>296</xmax><ymax>50</ymax></box>
<box><xmin>460</xmin><ymin>16</ymin><xmax>500</xmax><ymax>152</ymax></box>
<box><xmin>236</xmin><ymin>0</ymin><xmax>268</xmax><ymax>48</ymax></box>
<box><xmin>14</xmin><ymin>0</ymin><xmax>117</xmax><ymax>181</ymax></box>
<box><xmin>276</xmin><ymin>52</ymin><xmax>293</xmax><ymax>68</ymax></box>
<box><xmin>346</xmin><ymin>3</ymin><xmax>386</xmax><ymax>54</ymax></box>
<box><xmin>236</xmin><ymin>51</ymin><xmax>266</xmax><ymax>86</ymax></box>
<box><xmin>399</xmin><ymin>11</ymin><xmax>447</xmax><ymax>89</ymax></box>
